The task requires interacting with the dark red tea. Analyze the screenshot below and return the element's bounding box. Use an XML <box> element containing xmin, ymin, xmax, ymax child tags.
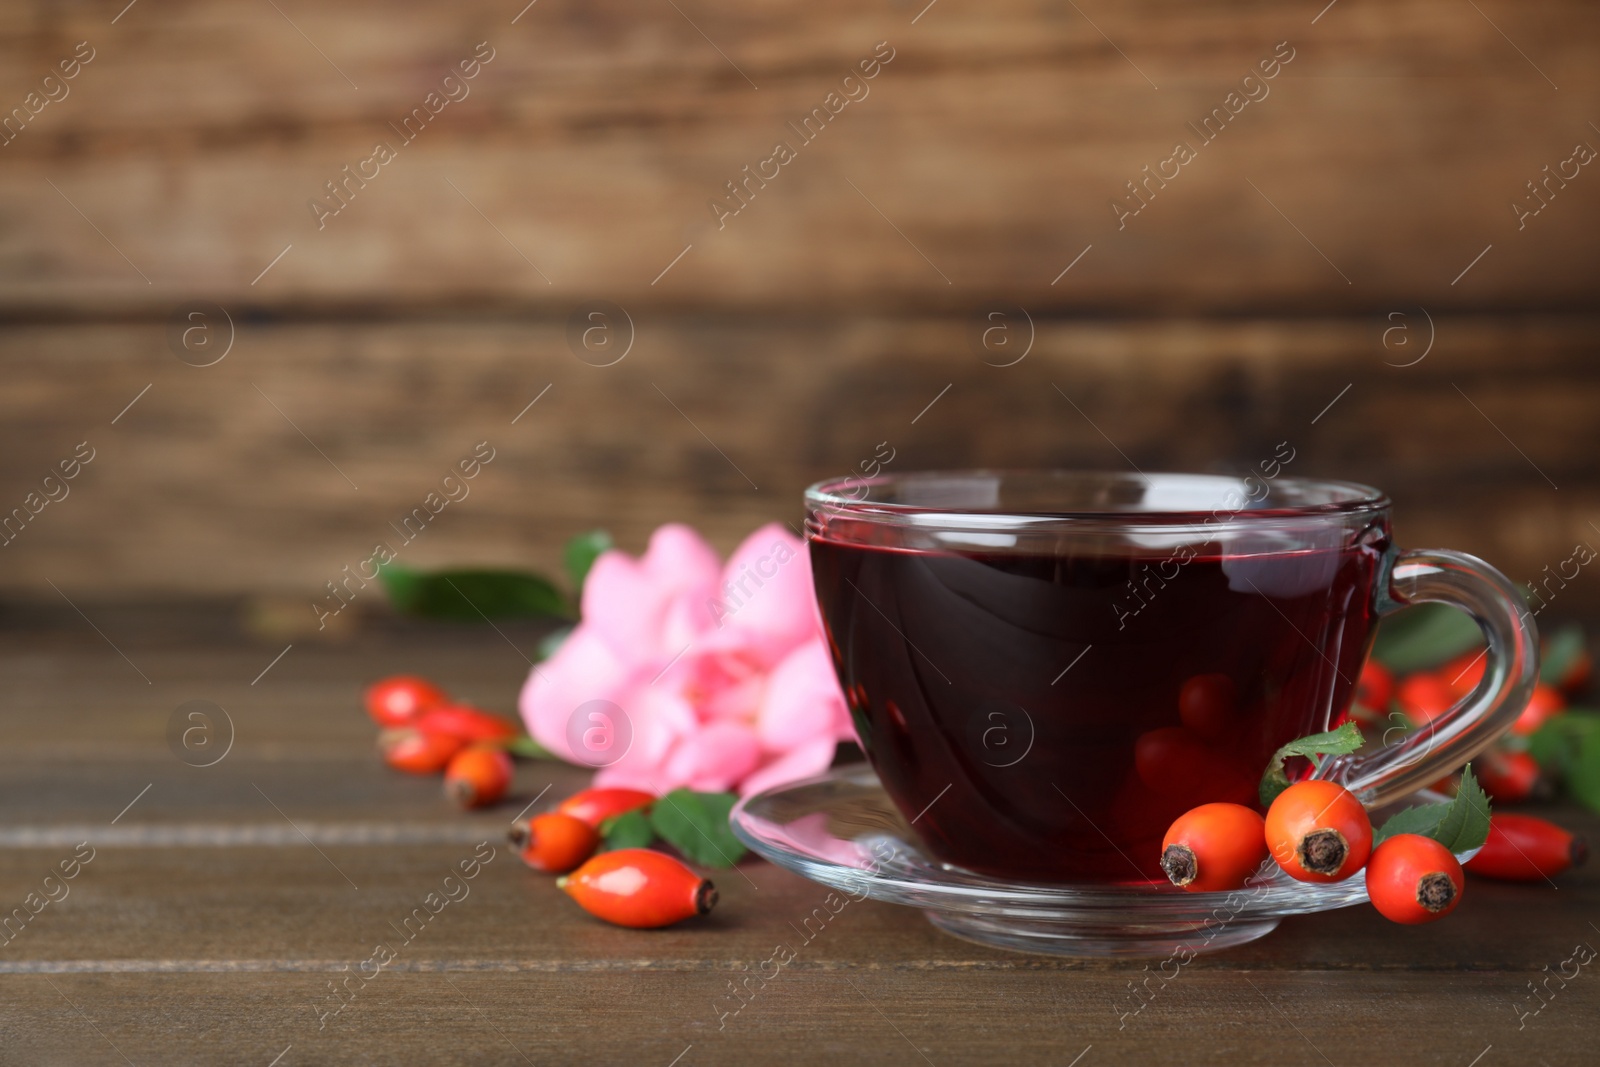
<box><xmin>810</xmin><ymin>536</ymin><xmax>1386</xmax><ymax>883</ymax></box>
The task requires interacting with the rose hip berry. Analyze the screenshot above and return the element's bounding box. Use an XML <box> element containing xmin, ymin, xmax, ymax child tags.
<box><xmin>1439</xmin><ymin>650</ymin><xmax>1487</xmax><ymax>698</ymax></box>
<box><xmin>1511</xmin><ymin>684</ymin><xmax>1564</xmax><ymax>736</ymax></box>
<box><xmin>444</xmin><ymin>745</ymin><xmax>513</xmax><ymax>808</ymax></box>
<box><xmin>415</xmin><ymin>705</ymin><xmax>520</xmax><ymax>743</ymax></box>
<box><xmin>558</xmin><ymin>848</ymin><xmax>716</xmax><ymax>928</ymax></box>
<box><xmin>1354</xmin><ymin>659</ymin><xmax>1395</xmax><ymax>715</ymax></box>
<box><xmin>1365</xmin><ymin>834</ymin><xmax>1464</xmax><ymax>924</ymax></box>
<box><xmin>1177</xmin><ymin>674</ymin><xmax>1237</xmax><ymax>739</ymax></box>
<box><xmin>1265</xmin><ymin>780</ymin><xmax>1372</xmax><ymax>883</ymax></box>
<box><xmin>1464</xmin><ymin>813</ymin><xmax>1589</xmax><ymax>882</ymax></box>
<box><xmin>556</xmin><ymin>787</ymin><xmax>656</xmax><ymax>828</ymax></box>
<box><xmin>1477</xmin><ymin>750</ymin><xmax>1548</xmax><ymax>805</ymax></box>
<box><xmin>365</xmin><ymin>676</ymin><xmax>449</xmax><ymax>727</ymax></box>
<box><xmin>1134</xmin><ymin>726</ymin><xmax>1217</xmax><ymax>799</ymax></box>
<box><xmin>1160</xmin><ymin>803</ymin><xmax>1267</xmax><ymax>892</ymax></box>
<box><xmin>510</xmin><ymin>812</ymin><xmax>599</xmax><ymax>873</ymax></box>
<box><xmin>379</xmin><ymin>728</ymin><xmax>466</xmax><ymax>775</ymax></box>
<box><xmin>1397</xmin><ymin>673</ymin><xmax>1457</xmax><ymax>725</ymax></box>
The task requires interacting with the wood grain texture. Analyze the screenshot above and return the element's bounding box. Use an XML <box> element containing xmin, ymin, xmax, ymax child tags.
<box><xmin>4</xmin><ymin>970</ymin><xmax>1590</xmax><ymax>1066</ymax></box>
<box><xmin>0</xmin><ymin>0</ymin><xmax>1596</xmax><ymax>313</ymax></box>
<box><xmin>0</xmin><ymin>624</ymin><xmax>1595</xmax><ymax>1065</ymax></box>
<box><xmin>3</xmin><ymin>3</ymin><xmax>1596</xmax><ymax>1060</ymax></box>
<box><xmin>1</xmin><ymin>314</ymin><xmax>1597</xmax><ymax>611</ymax></box>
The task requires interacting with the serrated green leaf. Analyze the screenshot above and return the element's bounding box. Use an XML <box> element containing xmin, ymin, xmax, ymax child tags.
<box><xmin>378</xmin><ymin>562</ymin><xmax>571</xmax><ymax>621</ymax></box>
<box><xmin>1570</xmin><ymin>729</ymin><xmax>1600</xmax><ymax>814</ymax></box>
<box><xmin>599</xmin><ymin>809</ymin><xmax>656</xmax><ymax>852</ymax></box>
<box><xmin>1259</xmin><ymin>722</ymin><xmax>1365</xmax><ymax>806</ymax></box>
<box><xmin>1540</xmin><ymin>625</ymin><xmax>1588</xmax><ymax>687</ymax></box>
<box><xmin>1371</xmin><ymin>603</ymin><xmax>1484</xmax><ymax>674</ymax></box>
<box><xmin>563</xmin><ymin>530</ymin><xmax>612</xmax><ymax>600</ymax></box>
<box><xmin>1371</xmin><ymin>801</ymin><xmax>1451</xmax><ymax>845</ymax></box>
<box><xmin>1430</xmin><ymin>765</ymin><xmax>1491</xmax><ymax>852</ymax></box>
<box><xmin>1373</xmin><ymin>765</ymin><xmax>1492</xmax><ymax>852</ymax></box>
<box><xmin>647</xmin><ymin>789</ymin><xmax>747</xmax><ymax>868</ymax></box>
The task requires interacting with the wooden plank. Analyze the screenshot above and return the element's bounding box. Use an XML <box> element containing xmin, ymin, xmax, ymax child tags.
<box><xmin>0</xmin><ymin>315</ymin><xmax>1597</xmax><ymax>610</ymax></box>
<box><xmin>0</xmin><ymin>0</ymin><xmax>1596</xmax><ymax>312</ymax></box>
<box><xmin>0</xmin><ymin>627</ymin><xmax>1595</xmax><ymax>980</ymax></box>
<box><xmin>0</xmin><ymin>609</ymin><xmax>1596</xmax><ymax>1062</ymax></box>
<box><xmin>1</xmin><ymin>969</ymin><xmax>1586</xmax><ymax>1066</ymax></box>
<box><xmin>0</xmin><ymin>928</ymin><xmax>1593</xmax><ymax>1063</ymax></box>
<box><xmin>0</xmin><ymin>833</ymin><xmax>1595</xmax><ymax>972</ymax></box>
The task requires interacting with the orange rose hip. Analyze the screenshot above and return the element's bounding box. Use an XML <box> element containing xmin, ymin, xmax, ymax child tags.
<box><xmin>1265</xmin><ymin>780</ymin><xmax>1372</xmax><ymax>883</ymax></box>
<box><xmin>558</xmin><ymin>848</ymin><xmax>716</xmax><ymax>928</ymax></box>
<box><xmin>365</xmin><ymin>675</ymin><xmax>449</xmax><ymax>727</ymax></box>
<box><xmin>555</xmin><ymin>787</ymin><xmax>656</xmax><ymax>828</ymax></box>
<box><xmin>510</xmin><ymin>812</ymin><xmax>599</xmax><ymax>873</ymax></box>
<box><xmin>444</xmin><ymin>745</ymin><xmax>513</xmax><ymax>808</ymax></box>
<box><xmin>1365</xmin><ymin>834</ymin><xmax>1463</xmax><ymax>924</ymax></box>
<box><xmin>1160</xmin><ymin>802</ymin><xmax>1268</xmax><ymax>892</ymax></box>
<box><xmin>416</xmin><ymin>705</ymin><xmax>520</xmax><ymax>743</ymax></box>
<box><xmin>1464</xmin><ymin>814</ymin><xmax>1588</xmax><ymax>882</ymax></box>
<box><xmin>380</xmin><ymin>728</ymin><xmax>466</xmax><ymax>775</ymax></box>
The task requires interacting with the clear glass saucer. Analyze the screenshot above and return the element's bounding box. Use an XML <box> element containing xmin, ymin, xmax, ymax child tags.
<box><xmin>731</xmin><ymin>764</ymin><xmax>1471</xmax><ymax>958</ymax></box>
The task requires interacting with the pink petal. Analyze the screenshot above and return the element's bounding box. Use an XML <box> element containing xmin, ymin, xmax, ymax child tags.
<box><xmin>738</xmin><ymin>736</ymin><xmax>838</xmax><ymax>798</ymax></box>
<box><xmin>580</xmin><ymin>550</ymin><xmax>675</xmax><ymax>661</ymax></box>
<box><xmin>641</xmin><ymin>523</ymin><xmax>722</xmax><ymax>596</ymax></box>
<box><xmin>520</xmin><ymin>628</ymin><xmax>640</xmax><ymax>763</ymax></box>
<box><xmin>756</xmin><ymin>638</ymin><xmax>851</xmax><ymax>751</ymax></box>
<box><xmin>717</xmin><ymin>523</ymin><xmax>819</xmax><ymax>662</ymax></box>
<box><xmin>592</xmin><ymin>763</ymin><xmax>656</xmax><ymax>793</ymax></box>
<box><xmin>678</xmin><ymin>646</ymin><xmax>766</xmax><ymax>722</ymax></box>
<box><xmin>536</xmin><ymin>524</ymin><xmax>846</xmax><ymax>799</ymax></box>
<box><xmin>660</xmin><ymin>589</ymin><xmax>719</xmax><ymax>652</ymax></box>
<box><xmin>591</xmin><ymin>687</ymin><xmax>724</xmax><ymax>793</ymax></box>
<box><xmin>662</xmin><ymin>721</ymin><xmax>762</xmax><ymax>794</ymax></box>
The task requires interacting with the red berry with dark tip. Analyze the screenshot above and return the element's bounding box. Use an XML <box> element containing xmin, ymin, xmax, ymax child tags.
<box><xmin>1465</xmin><ymin>814</ymin><xmax>1588</xmax><ymax>881</ymax></box>
<box><xmin>510</xmin><ymin>812</ymin><xmax>599</xmax><ymax>873</ymax></box>
<box><xmin>559</xmin><ymin>849</ymin><xmax>717</xmax><ymax>928</ymax></box>
<box><xmin>1265</xmin><ymin>780</ymin><xmax>1372</xmax><ymax>883</ymax></box>
<box><xmin>1366</xmin><ymin>834</ymin><xmax>1463</xmax><ymax>924</ymax></box>
<box><xmin>1160</xmin><ymin>803</ymin><xmax>1267</xmax><ymax>892</ymax></box>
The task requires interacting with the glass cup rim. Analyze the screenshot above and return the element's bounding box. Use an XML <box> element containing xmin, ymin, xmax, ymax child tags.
<box><xmin>804</xmin><ymin>469</ymin><xmax>1390</xmax><ymax>531</ymax></box>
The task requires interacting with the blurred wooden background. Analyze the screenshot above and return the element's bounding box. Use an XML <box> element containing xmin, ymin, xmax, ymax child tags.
<box><xmin>1</xmin><ymin>0</ymin><xmax>1597</xmax><ymax>621</ymax></box>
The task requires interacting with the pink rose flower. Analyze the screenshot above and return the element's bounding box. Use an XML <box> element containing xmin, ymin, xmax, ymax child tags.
<box><xmin>519</xmin><ymin>523</ymin><xmax>854</xmax><ymax>797</ymax></box>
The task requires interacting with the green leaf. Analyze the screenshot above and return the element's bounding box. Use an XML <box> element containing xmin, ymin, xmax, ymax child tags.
<box><xmin>1526</xmin><ymin>710</ymin><xmax>1600</xmax><ymax>779</ymax></box>
<box><xmin>1370</xmin><ymin>801</ymin><xmax>1451</xmax><ymax>845</ymax></box>
<box><xmin>1570</xmin><ymin>729</ymin><xmax>1600</xmax><ymax>814</ymax></box>
<box><xmin>1430</xmin><ymin>765</ymin><xmax>1491</xmax><ymax>852</ymax></box>
<box><xmin>1540</xmin><ymin>624</ymin><xmax>1588</xmax><ymax>687</ymax></box>
<box><xmin>599</xmin><ymin>809</ymin><xmax>657</xmax><ymax>852</ymax></box>
<box><xmin>1526</xmin><ymin>719</ymin><xmax>1571</xmax><ymax>776</ymax></box>
<box><xmin>505</xmin><ymin>735</ymin><xmax>556</xmax><ymax>760</ymax></box>
<box><xmin>378</xmin><ymin>561</ymin><xmax>571</xmax><ymax>621</ymax></box>
<box><xmin>1370</xmin><ymin>603</ymin><xmax>1484</xmax><ymax>674</ymax></box>
<box><xmin>1259</xmin><ymin>722</ymin><xmax>1365</xmax><ymax>806</ymax></box>
<box><xmin>1372</xmin><ymin>765</ymin><xmax>1492</xmax><ymax>853</ymax></box>
<box><xmin>647</xmin><ymin>789</ymin><xmax>748</xmax><ymax>868</ymax></box>
<box><xmin>563</xmin><ymin>530</ymin><xmax>612</xmax><ymax>600</ymax></box>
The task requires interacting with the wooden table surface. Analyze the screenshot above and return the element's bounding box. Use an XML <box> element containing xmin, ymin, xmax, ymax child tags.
<box><xmin>2</xmin><ymin>606</ymin><xmax>1595</xmax><ymax>1066</ymax></box>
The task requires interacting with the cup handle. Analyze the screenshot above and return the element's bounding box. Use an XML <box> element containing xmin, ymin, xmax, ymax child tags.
<box><xmin>1319</xmin><ymin>547</ymin><xmax>1540</xmax><ymax>808</ymax></box>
